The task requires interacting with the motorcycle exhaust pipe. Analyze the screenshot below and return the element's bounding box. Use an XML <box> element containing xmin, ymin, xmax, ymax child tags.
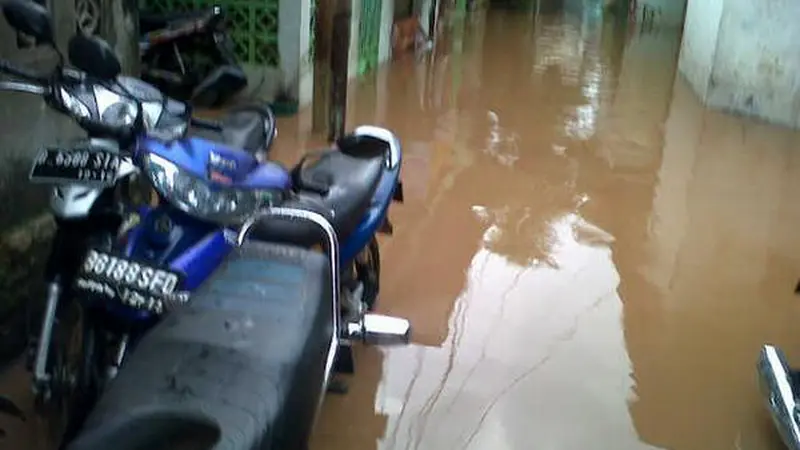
<box><xmin>758</xmin><ymin>345</ymin><xmax>800</xmax><ymax>450</ymax></box>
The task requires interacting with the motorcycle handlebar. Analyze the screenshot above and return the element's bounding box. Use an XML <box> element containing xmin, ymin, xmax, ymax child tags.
<box><xmin>0</xmin><ymin>57</ymin><xmax>222</xmax><ymax>143</ymax></box>
<box><xmin>0</xmin><ymin>58</ymin><xmax>49</xmax><ymax>85</ymax></box>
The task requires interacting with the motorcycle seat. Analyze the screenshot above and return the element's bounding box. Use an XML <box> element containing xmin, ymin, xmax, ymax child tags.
<box><xmin>217</xmin><ymin>104</ymin><xmax>276</xmax><ymax>157</ymax></box>
<box><xmin>67</xmin><ymin>242</ymin><xmax>334</xmax><ymax>450</ymax></box>
<box><xmin>140</xmin><ymin>11</ymin><xmax>208</xmax><ymax>34</ymax></box>
<box><xmin>251</xmin><ymin>135</ymin><xmax>388</xmax><ymax>246</ymax></box>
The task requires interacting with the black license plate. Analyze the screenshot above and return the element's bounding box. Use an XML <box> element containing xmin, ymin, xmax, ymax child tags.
<box><xmin>29</xmin><ymin>147</ymin><xmax>121</xmax><ymax>186</ymax></box>
<box><xmin>74</xmin><ymin>249</ymin><xmax>189</xmax><ymax>314</ymax></box>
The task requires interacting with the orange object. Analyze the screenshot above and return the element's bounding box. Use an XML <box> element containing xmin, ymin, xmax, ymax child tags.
<box><xmin>392</xmin><ymin>17</ymin><xmax>419</xmax><ymax>57</ymax></box>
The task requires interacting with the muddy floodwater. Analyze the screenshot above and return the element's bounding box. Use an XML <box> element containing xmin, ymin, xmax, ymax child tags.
<box><xmin>4</xmin><ymin>7</ymin><xmax>800</xmax><ymax>450</ymax></box>
<box><xmin>298</xmin><ymin>9</ymin><xmax>800</xmax><ymax>450</ymax></box>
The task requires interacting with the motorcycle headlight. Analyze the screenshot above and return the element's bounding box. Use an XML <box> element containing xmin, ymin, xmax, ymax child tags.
<box><xmin>101</xmin><ymin>101</ymin><xmax>139</xmax><ymax>128</ymax></box>
<box><xmin>58</xmin><ymin>87</ymin><xmax>91</xmax><ymax>119</ymax></box>
<box><xmin>143</xmin><ymin>153</ymin><xmax>283</xmax><ymax>224</ymax></box>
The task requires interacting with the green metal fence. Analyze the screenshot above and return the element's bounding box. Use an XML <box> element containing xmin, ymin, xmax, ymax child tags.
<box><xmin>139</xmin><ymin>0</ymin><xmax>280</xmax><ymax>66</ymax></box>
<box><xmin>357</xmin><ymin>0</ymin><xmax>381</xmax><ymax>76</ymax></box>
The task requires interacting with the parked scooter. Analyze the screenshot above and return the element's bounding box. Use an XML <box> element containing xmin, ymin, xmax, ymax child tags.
<box><xmin>139</xmin><ymin>5</ymin><xmax>247</xmax><ymax>108</ymax></box>
<box><xmin>0</xmin><ymin>1</ymin><xmax>410</xmax><ymax>448</ymax></box>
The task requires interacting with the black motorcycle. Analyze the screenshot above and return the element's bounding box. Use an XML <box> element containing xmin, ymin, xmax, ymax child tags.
<box><xmin>139</xmin><ymin>5</ymin><xmax>248</xmax><ymax>108</ymax></box>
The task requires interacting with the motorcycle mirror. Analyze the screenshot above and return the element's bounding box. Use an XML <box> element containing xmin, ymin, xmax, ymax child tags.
<box><xmin>67</xmin><ymin>34</ymin><xmax>122</xmax><ymax>80</ymax></box>
<box><xmin>1</xmin><ymin>0</ymin><xmax>55</xmax><ymax>45</ymax></box>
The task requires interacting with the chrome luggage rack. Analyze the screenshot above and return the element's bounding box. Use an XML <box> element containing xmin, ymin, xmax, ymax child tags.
<box><xmin>236</xmin><ymin>207</ymin><xmax>411</xmax><ymax>389</ymax></box>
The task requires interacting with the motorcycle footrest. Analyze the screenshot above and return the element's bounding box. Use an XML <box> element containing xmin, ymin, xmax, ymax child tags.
<box><xmin>345</xmin><ymin>313</ymin><xmax>411</xmax><ymax>346</ymax></box>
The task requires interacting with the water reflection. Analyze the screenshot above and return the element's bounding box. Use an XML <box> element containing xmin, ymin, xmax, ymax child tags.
<box><xmin>281</xmin><ymin>5</ymin><xmax>800</xmax><ymax>450</ymax></box>
<box><xmin>316</xmin><ymin>7</ymin><xmax>651</xmax><ymax>449</ymax></box>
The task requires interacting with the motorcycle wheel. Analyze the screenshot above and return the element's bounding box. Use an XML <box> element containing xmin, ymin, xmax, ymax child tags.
<box><xmin>354</xmin><ymin>237</ymin><xmax>381</xmax><ymax>311</ymax></box>
<box><xmin>34</xmin><ymin>300</ymin><xmax>100</xmax><ymax>449</ymax></box>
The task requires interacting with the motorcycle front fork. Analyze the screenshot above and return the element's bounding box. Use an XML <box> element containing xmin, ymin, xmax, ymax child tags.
<box><xmin>32</xmin><ymin>280</ymin><xmax>61</xmax><ymax>400</ymax></box>
<box><xmin>31</xmin><ymin>278</ymin><xmax>129</xmax><ymax>400</ymax></box>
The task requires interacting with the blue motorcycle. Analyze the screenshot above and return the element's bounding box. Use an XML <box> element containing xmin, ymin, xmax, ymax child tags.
<box><xmin>0</xmin><ymin>1</ymin><xmax>411</xmax><ymax>448</ymax></box>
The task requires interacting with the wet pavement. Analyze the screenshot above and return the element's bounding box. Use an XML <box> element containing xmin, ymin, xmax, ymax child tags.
<box><xmin>4</xmin><ymin>7</ymin><xmax>800</xmax><ymax>450</ymax></box>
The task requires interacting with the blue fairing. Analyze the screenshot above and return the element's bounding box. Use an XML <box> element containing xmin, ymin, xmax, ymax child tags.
<box><xmin>108</xmin><ymin>135</ymin><xmax>402</xmax><ymax>325</ymax></box>
<box><xmin>140</xmin><ymin>135</ymin><xmax>291</xmax><ymax>188</ymax></box>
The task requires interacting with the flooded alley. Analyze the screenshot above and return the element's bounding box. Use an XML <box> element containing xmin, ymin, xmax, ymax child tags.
<box><xmin>286</xmin><ymin>8</ymin><xmax>800</xmax><ymax>450</ymax></box>
<box><xmin>3</xmin><ymin>5</ymin><xmax>800</xmax><ymax>450</ymax></box>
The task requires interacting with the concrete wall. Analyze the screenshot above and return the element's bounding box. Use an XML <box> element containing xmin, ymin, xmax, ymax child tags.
<box><xmin>707</xmin><ymin>0</ymin><xmax>800</xmax><ymax>128</ymax></box>
<box><xmin>679</xmin><ymin>0</ymin><xmax>800</xmax><ymax>129</ymax></box>
<box><xmin>0</xmin><ymin>1</ymin><xmax>80</xmax><ymax>359</ymax></box>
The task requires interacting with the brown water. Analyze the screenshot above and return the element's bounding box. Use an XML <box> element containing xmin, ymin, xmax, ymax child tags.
<box><xmin>4</xmin><ymin>8</ymin><xmax>800</xmax><ymax>450</ymax></box>
<box><xmin>292</xmin><ymin>9</ymin><xmax>799</xmax><ymax>450</ymax></box>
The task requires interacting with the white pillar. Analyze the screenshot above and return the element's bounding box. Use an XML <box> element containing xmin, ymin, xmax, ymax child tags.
<box><xmin>378</xmin><ymin>0</ymin><xmax>395</xmax><ymax>65</ymax></box>
<box><xmin>278</xmin><ymin>0</ymin><xmax>314</xmax><ymax>107</ymax></box>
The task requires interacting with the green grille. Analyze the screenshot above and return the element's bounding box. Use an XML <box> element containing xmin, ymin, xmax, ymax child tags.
<box><xmin>139</xmin><ymin>0</ymin><xmax>280</xmax><ymax>66</ymax></box>
<box><xmin>358</xmin><ymin>0</ymin><xmax>381</xmax><ymax>76</ymax></box>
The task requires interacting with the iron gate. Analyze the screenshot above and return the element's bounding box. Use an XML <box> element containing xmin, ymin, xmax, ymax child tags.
<box><xmin>138</xmin><ymin>0</ymin><xmax>280</xmax><ymax>66</ymax></box>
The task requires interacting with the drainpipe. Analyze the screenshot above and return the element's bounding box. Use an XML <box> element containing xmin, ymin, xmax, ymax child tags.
<box><xmin>312</xmin><ymin>0</ymin><xmax>352</xmax><ymax>141</ymax></box>
<box><xmin>329</xmin><ymin>3</ymin><xmax>351</xmax><ymax>141</ymax></box>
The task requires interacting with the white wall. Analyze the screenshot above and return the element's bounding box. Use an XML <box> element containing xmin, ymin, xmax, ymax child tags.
<box><xmin>679</xmin><ymin>0</ymin><xmax>800</xmax><ymax>128</ymax></box>
<box><xmin>706</xmin><ymin>0</ymin><xmax>800</xmax><ymax>127</ymax></box>
<box><xmin>677</xmin><ymin>0</ymin><xmax>723</xmax><ymax>100</ymax></box>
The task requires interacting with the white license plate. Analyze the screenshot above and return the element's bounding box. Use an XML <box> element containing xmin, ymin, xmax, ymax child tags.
<box><xmin>74</xmin><ymin>249</ymin><xmax>189</xmax><ymax>313</ymax></box>
<box><xmin>29</xmin><ymin>147</ymin><xmax>120</xmax><ymax>186</ymax></box>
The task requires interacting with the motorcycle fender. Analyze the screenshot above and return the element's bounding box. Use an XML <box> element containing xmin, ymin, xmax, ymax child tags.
<box><xmin>50</xmin><ymin>185</ymin><xmax>103</xmax><ymax>219</ymax></box>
